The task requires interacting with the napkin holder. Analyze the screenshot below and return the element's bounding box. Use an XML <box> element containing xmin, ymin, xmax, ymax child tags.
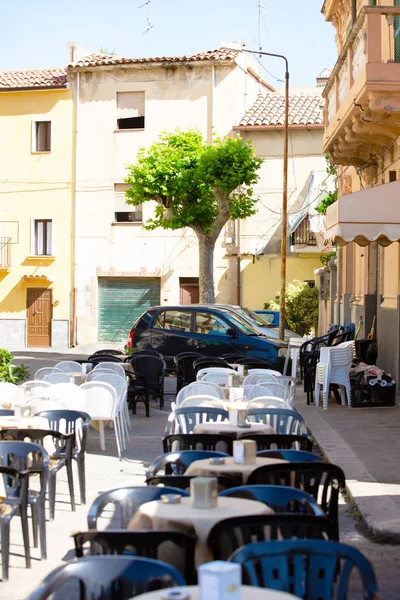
<box><xmin>228</xmin><ymin>373</ymin><xmax>241</xmax><ymax>388</ymax></box>
<box><xmin>236</xmin><ymin>365</ymin><xmax>245</xmax><ymax>377</ymax></box>
<box><xmin>229</xmin><ymin>409</ymin><xmax>247</xmax><ymax>426</ymax></box>
<box><xmin>190</xmin><ymin>476</ymin><xmax>218</xmax><ymax>509</ymax></box>
<box><xmin>15</xmin><ymin>404</ymin><xmax>35</xmax><ymax>421</ymax></box>
<box><xmin>199</xmin><ymin>561</ymin><xmax>241</xmax><ymax>600</ymax></box>
<box><xmin>233</xmin><ymin>439</ymin><xmax>256</xmax><ymax>464</ymax></box>
<box><xmin>229</xmin><ymin>387</ymin><xmax>244</xmax><ymax>402</ymax></box>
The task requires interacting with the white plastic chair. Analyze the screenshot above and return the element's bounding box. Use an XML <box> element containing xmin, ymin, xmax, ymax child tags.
<box><xmin>90</xmin><ymin>372</ymin><xmax>130</xmax><ymax>443</ymax></box>
<box><xmin>47</xmin><ymin>383</ymin><xmax>85</xmax><ymax>411</ymax></box>
<box><xmin>179</xmin><ymin>395</ymin><xmax>226</xmax><ymax>409</ymax></box>
<box><xmin>274</xmin><ymin>375</ymin><xmax>296</xmax><ymax>408</ymax></box>
<box><xmin>176</xmin><ymin>383</ymin><xmax>223</xmax><ymax>407</ymax></box>
<box><xmin>0</xmin><ymin>382</ymin><xmax>20</xmax><ymax>407</ymax></box>
<box><xmin>20</xmin><ymin>380</ymin><xmax>51</xmax><ymax>394</ymax></box>
<box><xmin>81</xmin><ymin>381</ymin><xmax>122</xmax><ymax>457</ymax></box>
<box><xmin>193</xmin><ymin>381</ymin><xmax>225</xmax><ymax>399</ymax></box>
<box><xmin>315</xmin><ymin>342</ymin><xmax>355</xmax><ymax>409</ymax></box>
<box><xmin>54</xmin><ymin>361</ymin><xmax>84</xmax><ymax>374</ymax></box>
<box><xmin>242</xmin><ymin>385</ymin><xmax>274</xmax><ymax>401</ymax></box>
<box><xmin>247</xmin><ymin>396</ymin><xmax>290</xmax><ymax>410</ymax></box>
<box><xmin>43</xmin><ymin>372</ymin><xmax>71</xmax><ymax>384</ymax></box>
<box><xmin>34</xmin><ymin>367</ymin><xmax>64</xmax><ymax>381</ymax></box>
<box><xmin>198</xmin><ymin>368</ymin><xmax>237</xmax><ymax>386</ymax></box>
<box><xmin>248</xmin><ymin>368</ymin><xmax>282</xmax><ymax>376</ymax></box>
<box><xmin>93</xmin><ymin>363</ymin><xmax>126</xmax><ymax>379</ymax></box>
<box><xmin>23</xmin><ymin>396</ymin><xmax>69</xmax><ymax>411</ymax></box>
<box><xmin>256</xmin><ymin>382</ymin><xmax>288</xmax><ymax>402</ymax></box>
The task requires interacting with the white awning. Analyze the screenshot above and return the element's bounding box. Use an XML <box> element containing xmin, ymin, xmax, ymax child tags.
<box><xmin>326</xmin><ymin>180</ymin><xmax>400</xmax><ymax>247</ymax></box>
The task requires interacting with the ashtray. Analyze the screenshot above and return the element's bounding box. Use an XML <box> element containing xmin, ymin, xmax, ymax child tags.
<box><xmin>238</xmin><ymin>422</ymin><xmax>251</xmax><ymax>428</ymax></box>
<box><xmin>160</xmin><ymin>494</ymin><xmax>182</xmax><ymax>504</ymax></box>
<box><xmin>209</xmin><ymin>457</ymin><xmax>225</xmax><ymax>465</ymax></box>
<box><xmin>161</xmin><ymin>590</ymin><xmax>190</xmax><ymax>600</ymax></box>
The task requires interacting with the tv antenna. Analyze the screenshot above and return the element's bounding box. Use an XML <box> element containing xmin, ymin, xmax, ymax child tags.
<box><xmin>139</xmin><ymin>0</ymin><xmax>154</xmax><ymax>57</ymax></box>
<box><xmin>257</xmin><ymin>2</ymin><xmax>267</xmax><ymax>91</ymax></box>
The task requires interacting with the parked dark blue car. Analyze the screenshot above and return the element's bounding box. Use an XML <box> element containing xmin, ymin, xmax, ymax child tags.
<box><xmin>127</xmin><ymin>305</ymin><xmax>287</xmax><ymax>372</ymax></box>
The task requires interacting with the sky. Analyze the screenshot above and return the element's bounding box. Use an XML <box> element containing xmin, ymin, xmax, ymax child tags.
<box><xmin>0</xmin><ymin>0</ymin><xmax>337</xmax><ymax>87</ymax></box>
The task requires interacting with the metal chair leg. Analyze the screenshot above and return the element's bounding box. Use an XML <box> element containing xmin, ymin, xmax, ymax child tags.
<box><xmin>0</xmin><ymin>520</ymin><xmax>10</xmax><ymax>581</ymax></box>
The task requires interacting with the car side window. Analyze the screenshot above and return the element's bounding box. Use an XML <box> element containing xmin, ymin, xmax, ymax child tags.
<box><xmin>164</xmin><ymin>310</ymin><xmax>192</xmax><ymax>332</ymax></box>
<box><xmin>263</xmin><ymin>313</ymin><xmax>274</xmax><ymax>325</ymax></box>
<box><xmin>152</xmin><ymin>312</ymin><xmax>164</xmax><ymax>329</ymax></box>
<box><xmin>195</xmin><ymin>312</ymin><xmax>229</xmax><ymax>335</ymax></box>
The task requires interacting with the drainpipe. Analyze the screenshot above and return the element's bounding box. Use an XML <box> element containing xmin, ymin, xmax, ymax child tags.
<box><xmin>336</xmin><ymin>247</ymin><xmax>341</xmax><ymax>324</ymax></box>
<box><xmin>70</xmin><ymin>71</ymin><xmax>80</xmax><ymax>347</ymax></box>
<box><xmin>236</xmin><ymin>219</ymin><xmax>241</xmax><ymax>305</ymax></box>
<box><xmin>351</xmin><ymin>0</ymin><xmax>356</xmax><ymax>26</ymax></box>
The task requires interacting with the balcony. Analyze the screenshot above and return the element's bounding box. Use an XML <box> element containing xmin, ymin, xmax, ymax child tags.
<box><xmin>0</xmin><ymin>237</ymin><xmax>11</xmax><ymax>270</ymax></box>
<box><xmin>323</xmin><ymin>5</ymin><xmax>400</xmax><ymax>167</ymax></box>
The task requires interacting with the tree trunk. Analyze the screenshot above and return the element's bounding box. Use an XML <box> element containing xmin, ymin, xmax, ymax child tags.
<box><xmin>197</xmin><ymin>234</ymin><xmax>216</xmax><ymax>303</ymax></box>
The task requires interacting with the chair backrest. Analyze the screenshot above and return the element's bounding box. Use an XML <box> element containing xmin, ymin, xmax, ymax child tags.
<box><xmin>72</xmin><ymin>530</ymin><xmax>196</xmax><ymax>583</ymax></box>
<box><xmin>147</xmin><ymin>450</ymin><xmax>229</xmax><ymax>477</ymax></box>
<box><xmin>220</xmin><ymin>484</ymin><xmax>325</xmax><ymax>516</ymax></box>
<box><xmin>146</xmin><ymin>474</ymin><xmax>242</xmax><ymax>492</ymax></box>
<box><xmin>0</xmin><ymin>427</ymin><xmax>73</xmax><ymax>462</ymax></box>
<box><xmin>173</xmin><ymin>352</ymin><xmax>204</xmax><ymax>391</ymax></box>
<box><xmin>246</xmin><ymin>408</ymin><xmax>307</xmax><ymax>435</ymax></box>
<box><xmin>208</xmin><ymin>514</ymin><xmax>337</xmax><ymax>561</ymax></box>
<box><xmin>246</xmin><ymin>462</ymin><xmax>345</xmax><ymax>538</ymax></box>
<box><xmin>93</xmin><ymin>363</ymin><xmax>126</xmax><ymax>378</ymax></box>
<box><xmin>179</xmin><ymin>396</ymin><xmax>226</xmax><ymax>409</ymax></box>
<box><xmin>176</xmin><ymin>383</ymin><xmax>223</xmax><ymax>406</ymax></box>
<box><xmin>243</xmin><ymin>373</ymin><xmax>277</xmax><ymax>387</ymax></box>
<box><xmin>36</xmin><ymin>410</ymin><xmax>91</xmax><ymax>453</ymax></box>
<box><xmin>239</xmin><ymin>433</ymin><xmax>313</xmax><ymax>451</ymax></box>
<box><xmin>47</xmin><ymin>382</ymin><xmax>85</xmax><ymax>411</ymax></box>
<box><xmin>0</xmin><ymin>409</ymin><xmax>15</xmax><ymax>417</ymax></box>
<box><xmin>54</xmin><ymin>361</ymin><xmax>83</xmax><ymax>374</ymax></box>
<box><xmin>88</xmin><ymin>355</ymin><xmax>123</xmax><ymax>364</ymax></box>
<box><xmin>165</xmin><ymin>407</ymin><xmax>229</xmax><ymax>435</ymax></box>
<box><xmin>87</xmin><ymin>485</ymin><xmax>190</xmax><ymax>529</ymax></box>
<box><xmin>0</xmin><ymin>440</ymin><xmax>49</xmax><ymax>500</ymax></box>
<box><xmin>0</xmin><ymin>381</ymin><xmax>20</xmax><ymax>403</ymax></box>
<box><xmin>81</xmin><ymin>382</ymin><xmax>118</xmax><ymax>419</ymax></box>
<box><xmin>242</xmin><ymin>385</ymin><xmax>276</xmax><ymax>401</ymax></box>
<box><xmin>229</xmin><ymin>539</ymin><xmax>378</xmax><ymax>600</ymax></box>
<box><xmin>199</xmin><ymin>369</ymin><xmax>237</xmax><ymax>386</ymax></box>
<box><xmin>246</xmin><ymin>397</ymin><xmax>290</xmax><ymax>410</ymax></box>
<box><xmin>90</xmin><ymin>373</ymin><xmax>128</xmax><ymax>399</ymax></box>
<box><xmin>43</xmin><ymin>372</ymin><xmax>71</xmax><ymax>384</ymax></box>
<box><xmin>27</xmin><ymin>555</ymin><xmax>186</xmax><ymax>600</ymax></box>
<box><xmin>256</xmin><ymin>449</ymin><xmax>324</xmax><ymax>463</ymax></box>
<box><xmin>163</xmin><ymin>434</ymin><xmax>234</xmax><ymax>455</ymax></box>
<box><xmin>248</xmin><ymin>368</ymin><xmax>282</xmax><ymax>376</ymax></box>
<box><xmin>34</xmin><ymin>367</ymin><xmax>63</xmax><ymax>381</ymax></box>
<box><xmin>255</xmin><ymin>382</ymin><xmax>288</xmax><ymax>401</ymax></box>
<box><xmin>236</xmin><ymin>357</ymin><xmax>272</xmax><ymax>367</ymax></box>
<box><xmin>220</xmin><ymin>354</ymin><xmax>245</xmax><ymax>362</ymax></box>
<box><xmin>131</xmin><ymin>349</ymin><xmax>164</xmax><ymax>360</ymax></box>
<box><xmin>20</xmin><ymin>380</ymin><xmax>52</xmax><ymax>393</ymax></box>
<box><xmin>129</xmin><ymin>355</ymin><xmax>165</xmax><ymax>382</ymax></box>
<box><xmin>91</xmin><ymin>349</ymin><xmax>125</xmax><ymax>357</ymax></box>
<box><xmin>189</xmin><ymin>381</ymin><xmax>225</xmax><ymax>399</ymax></box>
<box><xmin>24</xmin><ymin>396</ymin><xmax>69</xmax><ymax>411</ymax></box>
<box><xmin>193</xmin><ymin>357</ymin><xmax>231</xmax><ymax>373</ymax></box>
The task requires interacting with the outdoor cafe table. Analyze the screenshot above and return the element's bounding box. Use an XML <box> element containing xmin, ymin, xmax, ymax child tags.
<box><xmin>0</xmin><ymin>415</ymin><xmax>56</xmax><ymax>453</ymax></box>
<box><xmin>193</xmin><ymin>421</ymin><xmax>275</xmax><ymax>437</ymax></box>
<box><xmin>128</xmin><ymin>496</ymin><xmax>272</xmax><ymax>566</ymax></box>
<box><xmin>185</xmin><ymin>456</ymin><xmax>287</xmax><ymax>485</ymax></box>
<box><xmin>133</xmin><ymin>586</ymin><xmax>301</xmax><ymax>600</ymax></box>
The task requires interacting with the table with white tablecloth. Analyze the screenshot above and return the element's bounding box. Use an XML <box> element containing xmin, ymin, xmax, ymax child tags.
<box><xmin>193</xmin><ymin>421</ymin><xmax>275</xmax><ymax>437</ymax></box>
<box><xmin>185</xmin><ymin>456</ymin><xmax>287</xmax><ymax>485</ymax></box>
<box><xmin>133</xmin><ymin>585</ymin><xmax>301</xmax><ymax>600</ymax></box>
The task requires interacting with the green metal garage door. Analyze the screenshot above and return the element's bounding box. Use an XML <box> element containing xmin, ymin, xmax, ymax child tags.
<box><xmin>98</xmin><ymin>278</ymin><xmax>161</xmax><ymax>342</ymax></box>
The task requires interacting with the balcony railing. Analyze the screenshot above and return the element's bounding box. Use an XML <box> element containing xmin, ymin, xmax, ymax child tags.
<box><xmin>0</xmin><ymin>237</ymin><xmax>11</xmax><ymax>268</ymax></box>
<box><xmin>290</xmin><ymin>216</ymin><xmax>317</xmax><ymax>248</ymax></box>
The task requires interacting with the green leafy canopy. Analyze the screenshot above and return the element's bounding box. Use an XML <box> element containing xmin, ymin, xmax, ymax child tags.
<box><xmin>265</xmin><ymin>280</ymin><xmax>319</xmax><ymax>337</ymax></box>
<box><xmin>124</xmin><ymin>130</ymin><xmax>263</xmax><ymax>234</ymax></box>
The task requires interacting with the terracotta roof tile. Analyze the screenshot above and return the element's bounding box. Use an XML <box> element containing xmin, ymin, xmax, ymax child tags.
<box><xmin>0</xmin><ymin>68</ymin><xmax>67</xmax><ymax>90</ymax></box>
<box><xmin>70</xmin><ymin>48</ymin><xmax>238</xmax><ymax>68</ymax></box>
<box><xmin>238</xmin><ymin>93</ymin><xmax>324</xmax><ymax>127</ymax></box>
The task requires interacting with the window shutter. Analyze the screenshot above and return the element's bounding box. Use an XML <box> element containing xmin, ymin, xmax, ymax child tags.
<box><xmin>114</xmin><ymin>184</ymin><xmax>130</xmax><ymax>212</ymax></box>
<box><xmin>395</xmin><ymin>0</ymin><xmax>400</xmax><ymax>63</ymax></box>
<box><xmin>116</xmin><ymin>92</ymin><xmax>145</xmax><ymax>119</ymax></box>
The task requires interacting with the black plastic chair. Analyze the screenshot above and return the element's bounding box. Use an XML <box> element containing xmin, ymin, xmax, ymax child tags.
<box><xmin>88</xmin><ymin>354</ymin><xmax>123</xmax><ymax>364</ymax></box>
<box><xmin>0</xmin><ymin>409</ymin><xmax>14</xmax><ymax>417</ymax></box>
<box><xmin>237</xmin><ymin>433</ymin><xmax>313</xmax><ymax>451</ymax></box>
<box><xmin>163</xmin><ymin>434</ymin><xmax>234</xmax><ymax>454</ymax></box>
<box><xmin>246</xmin><ymin>408</ymin><xmax>307</xmax><ymax>436</ymax></box>
<box><xmin>229</xmin><ymin>539</ymin><xmax>378</xmax><ymax>600</ymax></box>
<box><xmin>165</xmin><ymin>407</ymin><xmax>229</xmax><ymax>435</ymax></box>
<box><xmin>127</xmin><ymin>372</ymin><xmax>151</xmax><ymax>418</ymax></box>
<box><xmin>256</xmin><ymin>449</ymin><xmax>324</xmax><ymax>462</ymax></box>
<box><xmin>88</xmin><ymin>486</ymin><xmax>189</xmax><ymax>530</ymax></box>
<box><xmin>27</xmin><ymin>555</ymin><xmax>186</xmax><ymax>600</ymax></box>
<box><xmin>0</xmin><ymin>428</ymin><xmax>75</xmax><ymax>521</ymax></box>
<box><xmin>193</xmin><ymin>357</ymin><xmax>231</xmax><ymax>374</ymax></box>
<box><xmin>37</xmin><ymin>410</ymin><xmax>92</xmax><ymax>505</ymax></box>
<box><xmin>146</xmin><ymin>475</ymin><xmax>242</xmax><ymax>492</ymax></box>
<box><xmin>91</xmin><ymin>349</ymin><xmax>125</xmax><ymax>357</ymax></box>
<box><xmin>0</xmin><ymin>466</ymin><xmax>30</xmax><ymax>581</ymax></box>
<box><xmin>146</xmin><ymin>450</ymin><xmax>229</xmax><ymax>477</ymax></box>
<box><xmin>125</xmin><ymin>350</ymin><xmax>163</xmax><ymax>361</ymax></box>
<box><xmin>72</xmin><ymin>530</ymin><xmax>196</xmax><ymax>583</ymax></box>
<box><xmin>174</xmin><ymin>352</ymin><xmax>204</xmax><ymax>392</ymax></box>
<box><xmin>220</xmin><ymin>353</ymin><xmax>246</xmax><ymax>362</ymax></box>
<box><xmin>236</xmin><ymin>357</ymin><xmax>272</xmax><ymax>368</ymax></box>
<box><xmin>208</xmin><ymin>514</ymin><xmax>337</xmax><ymax>560</ymax></box>
<box><xmin>219</xmin><ymin>485</ymin><xmax>327</xmax><ymax>516</ymax></box>
<box><xmin>0</xmin><ymin>441</ymin><xmax>49</xmax><ymax>560</ymax></box>
<box><xmin>128</xmin><ymin>355</ymin><xmax>166</xmax><ymax>409</ymax></box>
<box><xmin>247</xmin><ymin>462</ymin><xmax>346</xmax><ymax>539</ymax></box>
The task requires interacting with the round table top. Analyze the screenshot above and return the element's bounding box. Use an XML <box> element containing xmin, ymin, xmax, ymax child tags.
<box><xmin>133</xmin><ymin>585</ymin><xmax>301</xmax><ymax>600</ymax></box>
<box><xmin>185</xmin><ymin>456</ymin><xmax>287</xmax><ymax>482</ymax></box>
<box><xmin>193</xmin><ymin>422</ymin><xmax>275</xmax><ymax>436</ymax></box>
<box><xmin>223</xmin><ymin>401</ymin><xmax>249</xmax><ymax>411</ymax></box>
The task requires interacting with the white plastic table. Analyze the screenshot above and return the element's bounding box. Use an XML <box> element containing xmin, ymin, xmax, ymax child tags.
<box><xmin>133</xmin><ymin>586</ymin><xmax>301</xmax><ymax>600</ymax></box>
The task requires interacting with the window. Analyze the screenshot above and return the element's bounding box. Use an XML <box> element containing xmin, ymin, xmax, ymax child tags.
<box><xmin>116</xmin><ymin>91</ymin><xmax>145</xmax><ymax>130</ymax></box>
<box><xmin>114</xmin><ymin>184</ymin><xmax>142</xmax><ymax>223</ymax></box>
<box><xmin>389</xmin><ymin>170</ymin><xmax>397</xmax><ymax>183</ymax></box>
<box><xmin>164</xmin><ymin>310</ymin><xmax>192</xmax><ymax>332</ymax></box>
<box><xmin>33</xmin><ymin>121</ymin><xmax>51</xmax><ymax>152</ymax></box>
<box><xmin>195</xmin><ymin>312</ymin><xmax>230</xmax><ymax>336</ymax></box>
<box><xmin>153</xmin><ymin>312</ymin><xmax>164</xmax><ymax>329</ymax></box>
<box><xmin>34</xmin><ymin>219</ymin><xmax>52</xmax><ymax>255</ymax></box>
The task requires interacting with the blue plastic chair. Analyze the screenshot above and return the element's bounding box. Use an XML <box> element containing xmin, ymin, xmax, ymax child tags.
<box><xmin>219</xmin><ymin>485</ymin><xmax>326</xmax><ymax>516</ymax></box>
<box><xmin>0</xmin><ymin>409</ymin><xmax>14</xmax><ymax>417</ymax></box>
<box><xmin>146</xmin><ymin>450</ymin><xmax>229</xmax><ymax>477</ymax></box>
<box><xmin>28</xmin><ymin>555</ymin><xmax>186</xmax><ymax>600</ymax></box>
<box><xmin>246</xmin><ymin>408</ymin><xmax>307</xmax><ymax>436</ymax></box>
<box><xmin>256</xmin><ymin>449</ymin><xmax>324</xmax><ymax>462</ymax></box>
<box><xmin>230</xmin><ymin>539</ymin><xmax>378</xmax><ymax>600</ymax></box>
<box><xmin>88</xmin><ymin>486</ymin><xmax>190</xmax><ymax>529</ymax></box>
<box><xmin>165</xmin><ymin>407</ymin><xmax>229</xmax><ymax>435</ymax></box>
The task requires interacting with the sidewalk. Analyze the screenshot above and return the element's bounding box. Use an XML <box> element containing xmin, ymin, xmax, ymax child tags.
<box><xmin>297</xmin><ymin>391</ymin><xmax>400</xmax><ymax>540</ymax></box>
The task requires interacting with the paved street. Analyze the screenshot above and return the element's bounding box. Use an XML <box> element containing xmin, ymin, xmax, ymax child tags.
<box><xmin>1</xmin><ymin>351</ymin><xmax>400</xmax><ymax>599</ymax></box>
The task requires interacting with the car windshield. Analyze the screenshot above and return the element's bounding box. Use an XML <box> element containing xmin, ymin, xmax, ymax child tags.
<box><xmin>218</xmin><ymin>308</ymin><xmax>261</xmax><ymax>336</ymax></box>
<box><xmin>238</xmin><ymin>307</ymin><xmax>275</xmax><ymax>328</ymax></box>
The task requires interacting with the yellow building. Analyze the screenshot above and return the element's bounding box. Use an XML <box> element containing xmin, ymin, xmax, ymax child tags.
<box><xmin>0</xmin><ymin>68</ymin><xmax>73</xmax><ymax>348</ymax></box>
<box><xmin>320</xmin><ymin>0</ymin><xmax>400</xmax><ymax>384</ymax></box>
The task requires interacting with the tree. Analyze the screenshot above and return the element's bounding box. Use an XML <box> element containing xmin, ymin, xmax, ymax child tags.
<box><xmin>265</xmin><ymin>280</ymin><xmax>319</xmax><ymax>337</ymax></box>
<box><xmin>125</xmin><ymin>130</ymin><xmax>263</xmax><ymax>302</ymax></box>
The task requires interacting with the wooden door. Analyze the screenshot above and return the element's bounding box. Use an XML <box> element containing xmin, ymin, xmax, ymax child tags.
<box><xmin>27</xmin><ymin>288</ymin><xmax>52</xmax><ymax>347</ymax></box>
<box><xmin>180</xmin><ymin>284</ymin><xmax>199</xmax><ymax>305</ymax></box>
